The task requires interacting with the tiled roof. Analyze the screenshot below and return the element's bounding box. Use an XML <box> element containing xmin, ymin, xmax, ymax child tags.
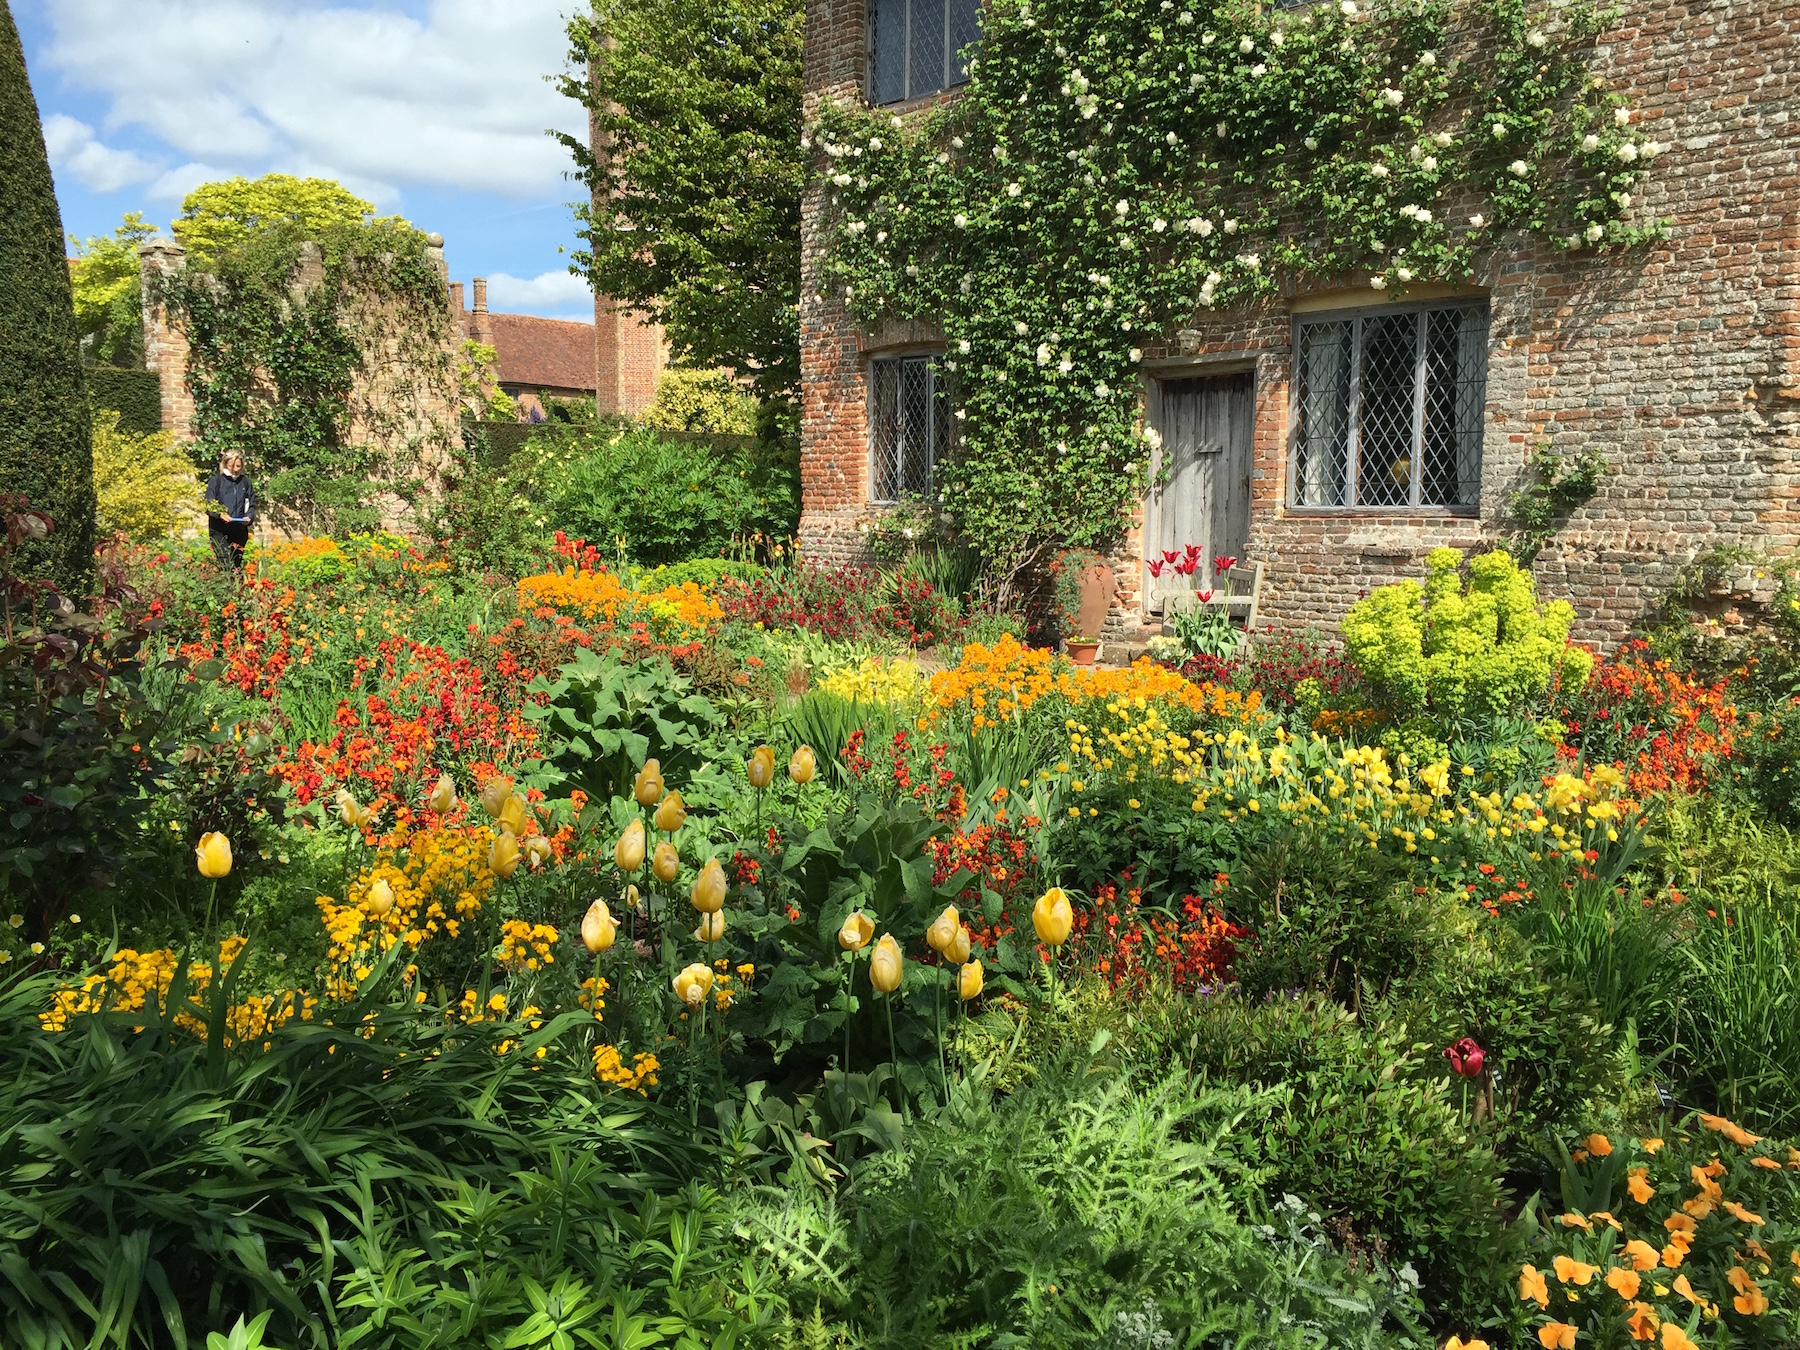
<box><xmin>488</xmin><ymin>312</ymin><xmax>597</xmax><ymax>393</ymax></box>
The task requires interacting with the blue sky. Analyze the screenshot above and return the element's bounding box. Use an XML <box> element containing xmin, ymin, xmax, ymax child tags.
<box><xmin>15</xmin><ymin>0</ymin><xmax>598</xmax><ymax>320</ymax></box>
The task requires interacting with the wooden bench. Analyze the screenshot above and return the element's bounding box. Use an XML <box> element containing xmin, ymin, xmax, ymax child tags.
<box><xmin>1155</xmin><ymin>559</ymin><xmax>1266</xmax><ymax>633</ymax></box>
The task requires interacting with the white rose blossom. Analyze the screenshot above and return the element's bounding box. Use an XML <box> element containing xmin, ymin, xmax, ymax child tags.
<box><xmin>1014</xmin><ymin>320</ymin><xmax>1030</xmax><ymax>336</ymax></box>
<box><xmin>1059</xmin><ymin>356</ymin><xmax>1074</xmax><ymax>374</ymax></box>
<box><xmin>1271</xmin><ymin>29</ymin><xmax>1284</xmax><ymax>45</ymax></box>
<box><xmin>1250</xmin><ymin>63</ymin><xmax>1267</xmax><ymax>77</ymax></box>
<box><xmin>1614</xmin><ymin>106</ymin><xmax>1631</xmax><ymax>126</ymax></box>
<box><xmin>1006</xmin><ymin>182</ymin><xmax>1022</xmax><ymax>197</ymax></box>
<box><xmin>1582</xmin><ymin>134</ymin><xmax>1600</xmax><ymax>152</ymax></box>
<box><xmin>1239</xmin><ymin>36</ymin><xmax>1255</xmax><ymax>53</ymax></box>
<box><xmin>954</xmin><ymin>213</ymin><xmax>969</xmax><ymax>228</ymax></box>
<box><xmin>1223</xmin><ymin>218</ymin><xmax>1239</xmax><ymax>234</ymax></box>
<box><xmin>1616</xmin><ymin>142</ymin><xmax>1639</xmax><ymax>161</ymax></box>
<box><xmin>1418</xmin><ymin>50</ymin><xmax>1435</xmax><ymax>66</ymax></box>
<box><xmin>957</xmin><ymin>339</ymin><xmax>972</xmax><ymax>354</ymax></box>
<box><xmin>1469</xmin><ymin>212</ymin><xmax>1486</xmax><ymax>228</ymax></box>
<box><xmin>1094</xmin><ymin>382</ymin><xmax>1111</xmax><ymax>399</ymax></box>
<box><xmin>1492</xmin><ymin>121</ymin><xmax>1508</xmax><ymax>139</ymax></box>
<box><xmin>1370</xmin><ymin>163</ymin><xmax>1389</xmax><ymax>178</ymax></box>
<box><xmin>1129</xmin><ymin>347</ymin><xmax>1143</xmax><ymax>362</ymax></box>
<box><xmin>1370</xmin><ymin>275</ymin><xmax>1388</xmax><ymax>289</ymax></box>
<box><xmin>1509</xmin><ymin>159</ymin><xmax>1531</xmax><ymax>176</ymax></box>
<box><xmin>1526</xmin><ymin>28</ymin><xmax>1547</xmax><ymax>47</ymax></box>
<box><xmin>1178</xmin><ymin>10</ymin><xmax>1194</xmax><ymax>23</ymax></box>
<box><xmin>1381</xmin><ymin>87</ymin><xmax>1404</xmax><ymax>107</ymax></box>
<box><xmin>1190</xmin><ymin>72</ymin><xmax>1205</xmax><ymax>89</ymax></box>
<box><xmin>1304</xmin><ymin>136</ymin><xmax>1319</xmax><ymax>150</ymax></box>
<box><xmin>1152</xmin><ymin>218</ymin><xmax>1168</xmax><ymax>233</ymax></box>
<box><xmin>1037</xmin><ymin>343</ymin><xmax>1054</xmax><ymax>365</ymax></box>
<box><xmin>1584</xmin><ymin>224</ymin><xmax>1604</xmax><ymax>242</ymax></box>
<box><xmin>1396</xmin><ymin>267</ymin><xmax>1413</xmax><ymax>281</ymax></box>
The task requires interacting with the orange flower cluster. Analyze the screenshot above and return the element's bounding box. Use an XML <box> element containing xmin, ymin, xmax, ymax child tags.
<box><xmin>1524</xmin><ymin>1119</ymin><xmax>1800</xmax><ymax>1345</ymax></box>
<box><xmin>925</xmin><ymin>635</ymin><xmax>1261</xmax><ymax>732</ymax></box>
<box><xmin>517</xmin><ymin>566</ymin><xmax>722</xmax><ymax>637</ymax></box>
<box><xmin>1564</xmin><ymin>643</ymin><xmax>1742</xmax><ymax>797</ymax></box>
<box><xmin>1074</xmin><ymin>873</ymin><xmax>1246</xmax><ymax>993</ymax></box>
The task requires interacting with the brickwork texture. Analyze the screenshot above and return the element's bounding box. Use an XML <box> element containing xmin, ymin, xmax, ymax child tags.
<box><xmin>797</xmin><ymin>0</ymin><xmax>1800</xmax><ymax>648</ymax></box>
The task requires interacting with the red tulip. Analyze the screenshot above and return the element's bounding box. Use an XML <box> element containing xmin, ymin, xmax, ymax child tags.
<box><xmin>1162</xmin><ymin>550</ymin><xmax>1180</xmax><ymax>564</ymax></box>
<box><xmin>1196</xmin><ymin>589</ymin><xmax>1215</xmax><ymax>604</ymax></box>
<box><xmin>1183</xmin><ymin>543</ymin><xmax>1202</xmax><ymax>560</ymax></box>
<box><xmin>1175</xmin><ymin>557</ymin><xmax>1198</xmax><ymax>576</ymax></box>
<box><xmin>1444</xmin><ymin>1036</ymin><xmax>1486</xmax><ymax>1079</ymax></box>
<box><xmin>1213</xmin><ymin>554</ymin><xmax>1238</xmax><ymax>573</ymax></box>
<box><xmin>1148</xmin><ymin>559</ymin><xmax>1165</xmax><ymax>578</ymax></box>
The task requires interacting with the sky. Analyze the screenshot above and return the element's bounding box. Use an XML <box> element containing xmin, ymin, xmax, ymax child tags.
<box><xmin>15</xmin><ymin>0</ymin><xmax>599</xmax><ymax>321</ymax></box>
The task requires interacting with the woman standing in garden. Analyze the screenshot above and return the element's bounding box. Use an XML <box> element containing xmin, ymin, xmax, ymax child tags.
<box><xmin>203</xmin><ymin>451</ymin><xmax>255</xmax><ymax>571</ymax></box>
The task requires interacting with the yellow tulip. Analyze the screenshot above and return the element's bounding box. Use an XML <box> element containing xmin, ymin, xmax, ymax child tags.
<box><xmin>195</xmin><ymin>832</ymin><xmax>233</xmax><ymax>879</ymax></box>
<box><xmin>581</xmin><ymin>899</ymin><xmax>616</xmax><ymax>954</ymax></box>
<box><xmin>488</xmin><ymin>832</ymin><xmax>521</xmax><ymax>879</ymax></box>
<box><xmin>838</xmin><ymin>911</ymin><xmax>874</xmax><ymax>951</ymax></box>
<box><xmin>366</xmin><ymin>878</ymin><xmax>395</xmax><ymax>917</ymax></box>
<box><xmin>652</xmin><ymin>840</ymin><xmax>681</xmax><ymax>883</ymax></box>
<box><xmin>633</xmin><ymin>759</ymin><xmax>664</xmax><ymax>806</ymax></box>
<box><xmin>653</xmin><ymin>789</ymin><xmax>687</xmax><ymax>833</ymax></box>
<box><xmin>672</xmin><ymin>962</ymin><xmax>714</xmax><ymax>1006</ymax></box>
<box><xmin>789</xmin><ymin>745</ymin><xmax>817</xmax><ymax>785</ymax></box>
<box><xmin>497</xmin><ymin>793</ymin><xmax>529</xmax><ymax>837</ymax></box>
<box><xmin>333</xmin><ymin>788</ymin><xmax>362</xmax><ymax>826</ymax></box>
<box><xmin>958</xmin><ymin>958</ymin><xmax>983</xmax><ymax>1000</ymax></box>
<box><xmin>747</xmin><ymin>746</ymin><xmax>775</xmax><ymax>789</ymax></box>
<box><xmin>479</xmin><ymin>775</ymin><xmax>513</xmax><ymax>817</ymax></box>
<box><xmin>1032</xmin><ymin>887</ymin><xmax>1074</xmax><ymax>946</ymax></box>
<box><xmin>870</xmin><ymin>933</ymin><xmax>903</xmax><ymax>992</ymax></box>
<box><xmin>522</xmin><ymin>834</ymin><xmax>553</xmax><ymax>868</ymax></box>
<box><xmin>947</xmin><ymin>924</ymin><xmax>972</xmax><ymax>965</ymax></box>
<box><xmin>690</xmin><ymin>857</ymin><xmax>727</xmax><ymax>913</ymax></box>
<box><xmin>614</xmin><ymin>819</ymin><xmax>646</xmax><ymax>872</ymax></box>
<box><xmin>925</xmin><ymin>905</ymin><xmax>960</xmax><ymax>954</ymax></box>
<box><xmin>428</xmin><ymin>773</ymin><xmax>457</xmax><ymax>814</ymax></box>
<box><xmin>695</xmin><ymin>910</ymin><xmax>725</xmax><ymax>943</ymax></box>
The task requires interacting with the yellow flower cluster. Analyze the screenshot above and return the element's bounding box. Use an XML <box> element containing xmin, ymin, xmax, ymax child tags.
<box><xmin>1062</xmin><ymin>698</ymin><xmax>1198</xmax><ymax>789</ymax></box>
<box><xmin>516</xmin><ymin>566</ymin><xmax>721</xmax><ymax>637</ymax></box>
<box><xmin>593</xmin><ymin>1044</ymin><xmax>660</xmax><ymax>1094</ymax></box>
<box><xmin>818</xmin><ymin>656</ymin><xmax>925</xmax><ymax>707</ymax></box>
<box><xmin>579</xmin><ymin>975</ymin><xmax>609</xmax><ymax>1020</ymax></box>
<box><xmin>926</xmin><ymin>635</ymin><xmax>1262</xmax><ymax>733</ymax></box>
<box><xmin>498</xmin><ymin>919</ymin><xmax>559</xmax><ymax>973</ymax></box>
<box><xmin>39</xmin><ymin>936</ymin><xmax>315</xmax><ymax>1046</ymax></box>
<box><xmin>1524</xmin><ymin>1120</ymin><xmax>1800</xmax><ymax>1346</ymax></box>
<box><xmin>316</xmin><ymin>826</ymin><xmax>496</xmax><ymax>997</ymax></box>
<box><xmin>1147</xmin><ymin>728</ymin><xmax>1639</xmax><ymax>865</ymax></box>
<box><xmin>457</xmin><ymin>988</ymin><xmax>511</xmax><ymax>1024</ymax></box>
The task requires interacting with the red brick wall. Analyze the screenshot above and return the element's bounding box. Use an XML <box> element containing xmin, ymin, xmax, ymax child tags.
<box><xmin>797</xmin><ymin>0</ymin><xmax>1800</xmax><ymax>647</ymax></box>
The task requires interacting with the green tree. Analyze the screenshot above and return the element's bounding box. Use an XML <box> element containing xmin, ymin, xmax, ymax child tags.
<box><xmin>91</xmin><ymin>410</ymin><xmax>196</xmax><ymax>540</ymax></box>
<box><xmin>0</xmin><ymin>0</ymin><xmax>94</xmax><ymax>592</ymax></box>
<box><xmin>559</xmin><ymin>0</ymin><xmax>803</xmax><ymax>437</ymax></box>
<box><xmin>69</xmin><ymin>211</ymin><xmax>158</xmax><ymax>368</ymax></box>
<box><xmin>172</xmin><ymin>174</ymin><xmax>404</xmax><ymax>264</ymax></box>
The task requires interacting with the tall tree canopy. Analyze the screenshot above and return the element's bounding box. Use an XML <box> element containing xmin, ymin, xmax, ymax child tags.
<box><xmin>559</xmin><ymin>0</ymin><xmax>803</xmax><ymax>433</ymax></box>
<box><xmin>172</xmin><ymin>174</ymin><xmax>405</xmax><ymax>265</ymax></box>
<box><xmin>0</xmin><ymin>0</ymin><xmax>94</xmax><ymax>591</ymax></box>
<box><xmin>69</xmin><ymin>211</ymin><xmax>157</xmax><ymax>369</ymax></box>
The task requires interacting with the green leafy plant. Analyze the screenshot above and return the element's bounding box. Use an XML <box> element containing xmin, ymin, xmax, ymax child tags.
<box><xmin>1341</xmin><ymin>547</ymin><xmax>1593</xmax><ymax>724</ymax></box>
<box><xmin>91</xmin><ymin>410</ymin><xmax>199</xmax><ymax>542</ymax></box>
<box><xmin>1505</xmin><ymin>442</ymin><xmax>1606</xmax><ymax>563</ymax></box>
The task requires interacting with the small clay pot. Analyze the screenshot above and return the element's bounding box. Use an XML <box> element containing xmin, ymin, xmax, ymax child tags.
<box><xmin>1066</xmin><ymin>639</ymin><xmax>1101</xmax><ymax>667</ymax></box>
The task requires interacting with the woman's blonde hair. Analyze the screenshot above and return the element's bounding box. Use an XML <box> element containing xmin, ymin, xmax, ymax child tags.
<box><xmin>220</xmin><ymin>451</ymin><xmax>245</xmax><ymax>472</ymax></box>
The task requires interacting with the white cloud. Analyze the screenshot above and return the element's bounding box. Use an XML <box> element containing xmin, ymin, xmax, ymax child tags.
<box><xmin>38</xmin><ymin>0</ymin><xmax>582</xmax><ymax>201</ymax></box>
<box><xmin>148</xmin><ymin>162</ymin><xmax>220</xmax><ymax>203</ymax></box>
<box><xmin>485</xmin><ymin>269</ymin><xmax>591</xmax><ymax>313</ymax></box>
<box><xmin>41</xmin><ymin>113</ymin><xmax>157</xmax><ymax>192</ymax></box>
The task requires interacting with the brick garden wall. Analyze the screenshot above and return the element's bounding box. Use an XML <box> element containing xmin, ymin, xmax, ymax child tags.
<box><xmin>797</xmin><ymin>0</ymin><xmax>1800</xmax><ymax>648</ymax></box>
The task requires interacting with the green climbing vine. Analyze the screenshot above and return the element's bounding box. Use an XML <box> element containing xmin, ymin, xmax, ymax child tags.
<box><xmin>813</xmin><ymin>0</ymin><xmax>1666</xmax><ymax>575</ymax></box>
<box><xmin>154</xmin><ymin>222</ymin><xmax>454</xmax><ymax>535</ymax></box>
<box><xmin>1505</xmin><ymin>440</ymin><xmax>1606</xmax><ymax>562</ymax></box>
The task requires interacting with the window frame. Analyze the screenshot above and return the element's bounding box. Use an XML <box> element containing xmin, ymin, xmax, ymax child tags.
<box><xmin>866</xmin><ymin>0</ymin><xmax>980</xmax><ymax>107</ymax></box>
<box><xmin>867</xmin><ymin>349</ymin><xmax>952</xmax><ymax>505</ymax></box>
<box><xmin>1286</xmin><ymin>299</ymin><xmax>1489</xmax><ymax>515</ymax></box>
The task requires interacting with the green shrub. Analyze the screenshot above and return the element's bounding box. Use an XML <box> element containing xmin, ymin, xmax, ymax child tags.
<box><xmin>92</xmin><ymin>411</ymin><xmax>199</xmax><ymax>541</ymax></box>
<box><xmin>638</xmin><ymin>556</ymin><xmax>766</xmax><ymax>592</ymax></box>
<box><xmin>0</xmin><ymin>6</ymin><xmax>96</xmax><ymax>593</ymax></box>
<box><xmin>1182</xmin><ymin>993</ymin><xmax>1514</xmax><ymax>1311</ymax></box>
<box><xmin>640</xmin><ymin>367</ymin><xmax>757</xmax><ymax>436</ymax></box>
<box><xmin>87</xmin><ymin>367</ymin><xmax>164</xmax><ymax>435</ymax></box>
<box><xmin>1342</xmin><ymin>548</ymin><xmax>1592</xmax><ymax>725</ymax></box>
<box><xmin>527</xmin><ymin>424</ymin><xmax>796</xmax><ymax>565</ymax></box>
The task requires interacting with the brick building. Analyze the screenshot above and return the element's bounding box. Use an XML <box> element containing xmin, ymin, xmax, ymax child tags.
<box><xmin>797</xmin><ymin>0</ymin><xmax>1800</xmax><ymax>647</ymax></box>
<box><xmin>451</xmin><ymin>276</ymin><xmax>665</xmax><ymax>419</ymax></box>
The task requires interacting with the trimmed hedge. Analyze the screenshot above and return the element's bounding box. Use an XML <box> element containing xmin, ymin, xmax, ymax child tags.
<box><xmin>0</xmin><ymin>0</ymin><xmax>94</xmax><ymax>591</ymax></box>
<box><xmin>86</xmin><ymin>367</ymin><xmax>162</xmax><ymax>436</ymax></box>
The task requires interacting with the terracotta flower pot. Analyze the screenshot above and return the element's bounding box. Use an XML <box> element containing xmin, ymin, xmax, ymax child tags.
<box><xmin>1066</xmin><ymin>639</ymin><xmax>1101</xmax><ymax>666</ymax></box>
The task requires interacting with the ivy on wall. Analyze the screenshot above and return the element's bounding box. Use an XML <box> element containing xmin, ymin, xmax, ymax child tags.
<box><xmin>812</xmin><ymin>0</ymin><xmax>1666</xmax><ymax>577</ymax></box>
<box><xmin>153</xmin><ymin>223</ymin><xmax>453</xmax><ymax>535</ymax></box>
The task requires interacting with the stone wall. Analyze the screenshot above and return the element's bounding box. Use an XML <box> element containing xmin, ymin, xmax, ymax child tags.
<box><xmin>797</xmin><ymin>0</ymin><xmax>1800</xmax><ymax>649</ymax></box>
<box><xmin>139</xmin><ymin>234</ymin><xmax>463</xmax><ymax>539</ymax></box>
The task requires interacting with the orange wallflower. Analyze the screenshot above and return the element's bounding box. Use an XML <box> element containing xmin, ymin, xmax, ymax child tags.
<box><xmin>1606</xmin><ymin>1267</ymin><xmax>1642</xmax><ymax>1300</ymax></box>
<box><xmin>1722</xmin><ymin>1200</ymin><xmax>1765</xmax><ymax>1226</ymax></box>
<box><xmin>1521</xmin><ymin>1265</ymin><xmax>1551</xmax><ymax>1308</ymax></box>
<box><xmin>1661</xmin><ymin>1324</ymin><xmax>1698</xmax><ymax>1350</ymax></box>
<box><xmin>1584</xmin><ymin>1133</ymin><xmax>1615</xmax><ymax>1157</ymax></box>
<box><xmin>1623</xmin><ymin>1240</ymin><xmax>1661</xmax><ymax>1272</ymax></box>
<box><xmin>1554</xmin><ymin>1256</ymin><xmax>1599</xmax><ymax>1286</ymax></box>
<box><xmin>1538</xmin><ymin>1321</ymin><xmax>1577</xmax><ymax>1349</ymax></box>
<box><xmin>1626</xmin><ymin>1303</ymin><xmax>1659</xmax><ymax>1341</ymax></box>
<box><xmin>1627</xmin><ymin>1168</ymin><xmax>1654</xmax><ymax>1204</ymax></box>
<box><xmin>1728</xmin><ymin>1267</ymin><xmax>1769</xmax><ymax>1315</ymax></box>
<box><xmin>1698</xmin><ymin>1113</ymin><xmax>1763</xmax><ymax>1148</ymax></box>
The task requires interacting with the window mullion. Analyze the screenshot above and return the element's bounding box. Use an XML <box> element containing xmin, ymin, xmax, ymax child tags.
<box><xmin>1345</xmin><ymin>317</ymin><xmax>1364</xmax><ymax>508</ymax></box>
<box><xmin>1410</xmin><ymin>309</ymin><xmax>1428</xmax><ymax>507</ymax></box>
<box><xmin>901</xmin><ymin>0</ymin><xmax>911</xmax><ymax>102</ymax></box>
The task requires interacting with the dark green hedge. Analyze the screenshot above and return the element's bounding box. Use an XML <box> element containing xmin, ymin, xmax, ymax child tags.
<box><xmin>87</xmin><ymin>367</ymin><xmax>162</xmax><ymax>436</ymax></box>
<box><xmin>0</xmin><ymin>0</ymin><xmax>94</xmax><ymax>592</ymax></box>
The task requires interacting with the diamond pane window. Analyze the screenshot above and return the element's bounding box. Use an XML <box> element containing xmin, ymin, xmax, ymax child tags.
<box><xmin>1291</xmin><ymin>303</ymin><xmax>1487</xmax><ymax>509</ymax></box>
<box><xmin>870</xmin><ymin>355</ymin><xmax>949</xmax><ymax>503</ymax></box>
<box><xmin>869</xmin><ymin>0</ymin><xmax>981</xmax><ymax>105</ymax></box>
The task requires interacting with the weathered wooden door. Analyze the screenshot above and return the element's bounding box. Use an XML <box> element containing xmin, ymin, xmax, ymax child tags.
<box><xmin>1147</xmin><ymin>372</ymin><xmax>1254</xmax><ymax>607</ymax></box>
